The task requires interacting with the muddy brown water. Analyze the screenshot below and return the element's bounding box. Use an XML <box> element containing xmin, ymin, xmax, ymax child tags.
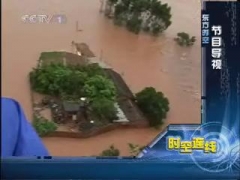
<box><xmin>2</xmin><ymin>0</ymin><xmax>201</xmax><ymax>156</ymax></box>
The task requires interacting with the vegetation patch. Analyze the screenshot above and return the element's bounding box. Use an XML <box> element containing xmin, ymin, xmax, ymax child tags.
<box><xmin>33</xmin><ymin>115</ymin><xmax>58</xmax><ymax>137</ymax></box>
<box><xmin>100</xmin><ymin>145</ymin><xmax>120</xmax><ymax>156</ymax></box>
<box><xmin>128</xmin><ymin>143</ymin><xmax>145</xmax><ymax>156</ymax></box>
<box><xmin>90</xmin><ymin>97</ymin><xmax>118</xmax><ymax>122</ymax></box>
<box><xmin>105</xmin><ymin>0</ymin><xmax>172</xmax><ymax>35</ymax></box>
<box><xmin>136</xmin><ymin>87</ymin><xmax>170</xmax><ymax>127</ymax></box>
<box><xmin>99</xmin><ymin>143</ymin><xmax>145</xmax><ymax>157</ymax></box>
<box><xmin>174</xmin><ymin>32</ymin><xmax>196</xmax><ymax>46</ymax></box>
<box><xmin>30</xmin><ymin>57</ymin><xmax>118</xmax><ymax>128</ymax></box>
<box><xmin>30</xmin><ymin>63</ymin><xmax>116</xmax><ymax>100</ymax></box>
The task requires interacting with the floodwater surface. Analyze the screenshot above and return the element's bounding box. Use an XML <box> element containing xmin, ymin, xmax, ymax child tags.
<box><xmin>2</xmin><ymin>0</ymin><xmax>201</xmax><ymax>156</ymax></box>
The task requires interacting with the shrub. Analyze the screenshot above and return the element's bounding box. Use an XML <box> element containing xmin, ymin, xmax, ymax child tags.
<box><xmin>174</xmin><ymin>32</ymin><xmax>196</xmax><ymax>46</ymax></box>
<box><xmin>100</xmin><ymin>145</ymin><xmax>120</xmax><ymax>156</ymax></box>
<box><xmin>32</xmin><ymin>115</ymin><xmax>57</xmax><ymax>136</ymax></box>
<box><xmin>136</xmin><ymin>87</ymin><xmax>169</xmax><ymax>127</ymax></box>
<box><xmin>128</xmin><ymin>143</ymin><xmax>145</xmax><ymax>156</ymax></box>
<box><xmin>83</xmin><ymin>75</ymin><xmax>117</xmax><ymax>101</ymax></box>
<box><xmin>29</xmin><ymin>63</ymin><xmax>72</xmax><ymax>96</ymax></box>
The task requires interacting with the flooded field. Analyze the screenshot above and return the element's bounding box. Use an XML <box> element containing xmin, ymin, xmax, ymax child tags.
<box><xmin>2</xmin><ymin>0</ymin><xmax>201</xmax><ymax>156</ymax></box>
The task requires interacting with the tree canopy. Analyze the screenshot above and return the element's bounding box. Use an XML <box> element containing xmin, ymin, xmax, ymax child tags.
<box><xmin>106</xmin><ymin>0</ymin><xmax>172</xmax><ymax>35</ymax></box>
<box><xmin>30</xmin><ymin>61</ymin><xmax>118</xmax><ymax>122</ymax></box>
<box><xmin>30</xmin><ymin>63</ymin><xmax>116</xmax><ymax>100</ymax></box>
<box><xmin>90</xmin><ymin>97</ymin><xmax>117</xmax><ymax>122</ymax></box>
<box><xmin>136</xmin><ymin>87</ymin><xmax>169</xmax><ymax>127</ymax></box>
<box><xmin>83</xmin><ymin>75</ymin><xmax>117</xmax><ymax>101</ymax></box>
<box><xmin>174</xmin><ymin>32</ymin><xmax>196</xmax><ymax>46</ymax></box>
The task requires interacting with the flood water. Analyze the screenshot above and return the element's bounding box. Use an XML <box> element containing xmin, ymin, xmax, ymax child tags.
<box><xmin>2</xmin><ymin>0</ymin><xmax>201</xmax><ymax>156</ymax></box>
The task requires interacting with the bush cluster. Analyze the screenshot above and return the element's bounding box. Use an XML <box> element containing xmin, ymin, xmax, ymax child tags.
<box><xmin>32</xmin><ymin>115</ymin><xmax>57</xmax><ymax>136</ymax></box>
<box><xmin>100</xmin><ymin>145</ymin><xmax>120</xmax><ymax>156</ymax></box>
<box><xmin>174</xmin><ymin>32</ymin><xmax>196</xmax><ymax>46</ymax></box>
<box><xmin>136</xmin><ymin>87</ymin><xmax>170</xmax><ymax>127</ymax></box>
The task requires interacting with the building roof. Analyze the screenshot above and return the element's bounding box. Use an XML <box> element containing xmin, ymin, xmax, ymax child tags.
<box><xmin>73</xmin><ymin>42</ymin><xmax>95</xmax><ymax>58</ymax></box>
<box><xmin>64</xmin><ymin>52</ymin><xmax>88</xmax><ymax>66</ymax></box>
<box><xmin>103</xmin><ymin>68</ymin><xmax>135</xmax><ymax>99</ymax></box>
<box><xmin>102</xmin><ymin>69</ymin><xmax>147</xmax><ymax>123</ymax></box>
<box><xmin>118</xmin><ymin>99</ymin><xmax>147</xmax><ymax>122</ymax></box>
<box><xmin>62</xmin><ymin>101</ymin><xmax>80</xmax><ymax>113</ymax></box>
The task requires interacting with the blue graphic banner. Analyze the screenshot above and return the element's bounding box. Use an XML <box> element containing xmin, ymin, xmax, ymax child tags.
<box><xmin>1</xmin><ymin>1</ymin><xmax>240</xmax><ymax>179</ymax></box>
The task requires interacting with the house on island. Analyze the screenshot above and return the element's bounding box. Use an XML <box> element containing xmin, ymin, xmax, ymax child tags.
<box><xmin>62</xmin><ymin>101</ymin><xmax>80</xmax><ymax>121</ymax></box>
<box><xmin>39</xmin><ymin>42</ymin><xmax>148</xmax><ymax>126</ymax></box>
<box><xmin>62</xmin><ymin>98</ymin><xmax>89</xmax><ymax>123</ymax></box>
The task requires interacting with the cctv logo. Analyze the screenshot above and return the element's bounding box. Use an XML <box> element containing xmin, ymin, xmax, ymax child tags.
<box><xmin>21</xmin><ymin>14</ymin><xmax>67</xmax><ymax>24</ymax></box>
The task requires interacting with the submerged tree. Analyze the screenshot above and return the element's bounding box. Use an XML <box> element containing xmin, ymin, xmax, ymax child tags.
<box><xmin>174</xmin><ymin>32</ymin><xmax>196</xmax><ymax>46</ymax></box>
<box><xmin>136</xmin><ymin>87</ymin><xmax>169</xmax><ymax>127</ymax></box>
<box><xmin>100</xmin><ymin>145</ymin><xmax>120</xmax><ymax>156</ymax></box>
<box><xmin>105</xmin><ymin>0</ymin><xmax>172</xmax><ymax>35</ymax></box>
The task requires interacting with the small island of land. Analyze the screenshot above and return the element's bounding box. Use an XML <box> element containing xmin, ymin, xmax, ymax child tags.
<box><xmin>30</xmin><ymin>42</ymin><xmax>170</xmax><ymax>140</ymax></box>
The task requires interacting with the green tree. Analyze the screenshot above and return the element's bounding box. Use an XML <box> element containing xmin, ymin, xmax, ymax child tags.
<box><xmin>83</xmin><ymin>75</ymin><xmax>117</xmax><ymax>101</ymax></box>
<box><xmin>121</xmin><ymin>0</ymin><xmax>132</xmax><ymax>8</ymax></box>
<box><xmin>114</xmin><ymin>4</ymin><xmax>128</xmax><ymax>25</ymax></box>
<box><xmin>136</xmin><ymin>87</ymin><xmax>169</xmax><ymax>127</ymax></box>
<box><xmin>90</xmin><ymin>97</ymin><xmax>117</xmax><ymax>122</ymax></box>
<box><xmin>29</xmin><ymin>63</ymin><xmax>72</xmax><ymax>96</ymax></box>
<box><xmin>174</xmin><ymin>32</ymin><xmax>196</xmax><ymax>46</ymax></box>
<box><xmin>130</xmin><ymin>0</ymin><xmax>149</xmax><ymax>13</ymax></box>
<box><xmin>106</xmin><ymin>0</ymin><xmax>118</xmax><ymax>17</ymax></box>
<box><xmin>106</xmin><ymin>0</ymin><xmax>172</xmax><ymax>35</ymax></box>
<box><xmin>61</xmin><ymin>70</ymin><xmax>88</xmax><ymax>96</ymax></box>
<box><xmin>108</xmin><ymin>0</ymin><xmax>118</xmax><ymax>5</ymax></box>
<box><xmin>126</xmin><ymin>15</ymin><xmax>142</xmax><ymax>34</ymax></box>
<box><xmin>100</xmin><ymin>145</ymin><xmax>120</xmax><ymax>156</ymax></box>
<box><xmin>29</xmin><ymin>63</ymin><xmax>109</xmax><ymax>100</ymax></box>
